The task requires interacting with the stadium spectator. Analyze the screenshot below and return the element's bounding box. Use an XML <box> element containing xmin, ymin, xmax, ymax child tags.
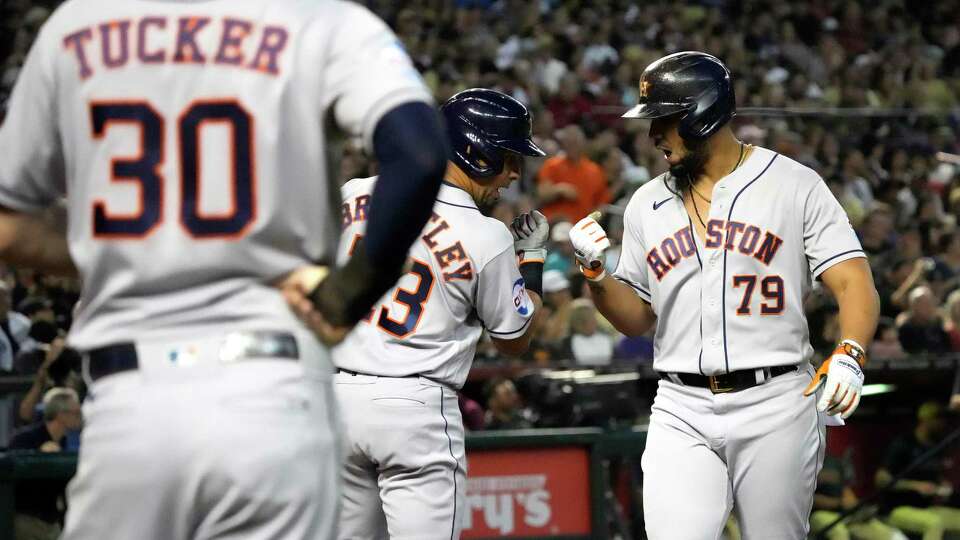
<box><xmin>483</xmin><ymin>378</ymin><xmax>533</xmax><ymax>430</ymax></box>
<box><xmin>537</xmin><ymin>125</ymin><xmax>610</xmax><ymax>223</ymax></box>
<box><xmin>871</xmin><ymin>318</ymin><xmax>906</xmax><ymax>360</ymax></box>
<box><xmin>16</xmin><ymin>337</ymin><xmax>65</xmax><ymax>424</ymax></box>
<box><xmin>897</xmin><ymin>286</ymin><xmax>951</xmax><ymax>354</ymax></box>
<box><xmin>810</xmin><ymin>454</ymin><xmax>907</xmax><ymax>540</ymax></box>
<box><xmin>540</xmin><ymin>270</ymin><xmax>573</xmax><ymax>344</ymax></box>
<box><xmin>876</xmin><ymin>402</ymin><xmax>960</xmax><ymax>540</ymax></box>
<box><xmin>7</xmin><ymin>387</ymin><xmax>81</xmax><ymax>540</ymax></box>
<box><xmin>545</xmin><ymin>220</ymin><xmax>574</xmax><ymax>275</ymax></box>
<box><xmin>0</xmin><ymin>281</ymin><xmax>30</xmax><ymax>372</ymax></box>
<box><xmin>557</xmin><ymin>298</ymin><xmax>616</xmax><ymax>367</ymax></box>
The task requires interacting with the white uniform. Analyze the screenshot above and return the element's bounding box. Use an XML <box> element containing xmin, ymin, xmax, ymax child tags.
<box><xmin>615</xmin><ymin>147</ymin><xmax>865</xmax><ymax>539</ymax></box>
<box><xmin>0</xmin><ymin>0</ymin><xmax>431</xmax><ymax>538</ymax></box>
<box><xmin>333</xmin><ymin>177</ymin><xmax>534</xmax><ymax>539</ymax></box>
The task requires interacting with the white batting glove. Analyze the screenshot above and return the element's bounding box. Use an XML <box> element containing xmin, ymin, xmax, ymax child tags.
<box><xmin>511</xmin><ymin>210</ymin><xmax>549</xmax><ymax>262</ymax></box>
<box><xmin>569</xmin><ymin>211</ymin><xmax>610</xmax><ymax>281</ymax></box>
<box><xmin>803</xmin><ymin>340</ymin><xmax>866</xmax><ymax>419</ymax></box>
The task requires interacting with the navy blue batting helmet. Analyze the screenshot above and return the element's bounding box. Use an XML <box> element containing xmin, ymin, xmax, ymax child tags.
<box><xmin>622</xmin><ymin>51</ymin><xmax>735</xmax><ymax>141</ymax></box>
<box><xmin>441</xmin><ymin>89</ymin><xmax>546</xmax><ymax>180</ymax></box>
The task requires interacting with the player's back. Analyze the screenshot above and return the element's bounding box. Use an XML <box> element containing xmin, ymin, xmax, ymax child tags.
<box><xmin>334</xmin><ymin>177</ymin><xmax>528</xmax><ymax>388</ymax></box>
<box><xmin>19</xmin><ymin>0</ymin><xmax>426</xmax><ymax>349</ymax></box>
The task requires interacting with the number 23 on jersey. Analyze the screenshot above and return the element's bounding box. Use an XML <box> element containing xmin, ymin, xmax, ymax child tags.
<box><xmin>346</xmin><ymin>234</ymin><xmax>435</xmax><ymax>339</ymax></box>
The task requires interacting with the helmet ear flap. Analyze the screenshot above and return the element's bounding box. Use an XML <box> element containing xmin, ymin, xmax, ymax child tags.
<box><xmin>679</xmin><ymin>86</ymin><xmax>719</xmax><ymax>140</ymax></box>
<box><xmin>450</xmin><ymin>128</ymin><xmax>503</xmax><ymax>180</ymax></box>
<box><xmin>467</xmin><ymin>138</ymin><xmax>504</xmax><ymax>180</ymax></box>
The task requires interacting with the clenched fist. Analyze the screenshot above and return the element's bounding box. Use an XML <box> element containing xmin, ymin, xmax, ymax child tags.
<box><xmin>569</xmin><ymin>211</ymin><xmax>610</xmax><ymax>281</ymax></box>
<box><xmin>511</xmin><ymin>210</ymin><xmax>549</xmax><ymax>262</ymax></box>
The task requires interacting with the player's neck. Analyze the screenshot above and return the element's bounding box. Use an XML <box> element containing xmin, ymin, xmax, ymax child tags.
<box><xmin>696</xmin><ymin>131</ymin><xmax>747</xmax><ymax>187</ymax></box>
<box><xmin>445</xmin><ymin>163</ymin><xmax>484</xmax><ymax>204</ymax></box>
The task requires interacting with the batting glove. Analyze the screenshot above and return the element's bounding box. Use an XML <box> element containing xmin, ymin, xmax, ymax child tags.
<box><xmin>569</xmin><ymin>211</ymin><xmax>610</xmax><ymax>281</ymax></box>
<box><xmin>511</xmin><ymin>210</ymin><xmax>549</xmax><ymax>263</ymax></box>
<box><xmin>803</xmin><ymin>339</ymin><xmax>866</xmax><ymax>419</ymax></box>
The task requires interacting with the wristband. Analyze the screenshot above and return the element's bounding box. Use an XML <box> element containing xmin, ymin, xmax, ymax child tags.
<box><xmin>835</xmin><ymin>338</ymin><xmax>867</xmax><ymax>367</ymax></box>
<box><xmin>519</xmin><ymin>261</ymin><xmax>544</xmax><ymax>297</ymax></box>
<box><xmin>579</xmin><ymin>263</ymin><xmax>606</xmax><ymax>282</ymax></box>
<box><xmin>518</xmin><ymin>248</ymin><xmax>546</xmax><ymax>264</ymax></box>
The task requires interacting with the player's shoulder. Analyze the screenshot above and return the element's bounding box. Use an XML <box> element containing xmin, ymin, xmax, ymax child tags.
<box><xmin>340</xmin><ymin>176</ymin><xmax>377</xmax><ymax>201</ymax></box>
<box><xmin>441</xmin><ymin>213</ymin><xmax>514</xmax><ymax>268</ymax></box>
<box><xmin>470</xmin><ymin>217</ymin><xmax>516</xmax><ymax>270</ymax></box>
<box><xmin>758</xmin><ymin>146</ymin><xmax>824</xmax><ymax>189</ymax></box>
<box><xmin>623</xmin><ymin>173</ymin><xmax>675</xmax><ymax>214</ymax></box>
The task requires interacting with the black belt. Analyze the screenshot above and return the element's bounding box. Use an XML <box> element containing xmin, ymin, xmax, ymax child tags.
<box><xmin>337</xmin><ymin>368</ymin><xmax>418</xmax><ymax>379</ymax></box>
<box><xmin>658</xmin><ymin>365</ymin><xmax>798</xmax><ymax>394</ymax></box>
<box><xmin>86</xmin><ymin>331</ymin><xmax>299</xmax><ymax>382</ymax></box>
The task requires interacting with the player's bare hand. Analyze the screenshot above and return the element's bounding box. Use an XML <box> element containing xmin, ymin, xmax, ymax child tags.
<box><xmin>803</xmin><ymin>343</ymin><xmax>865</xmax><ymax>419</ymax></box>
<box><xmin>569</xmin><ymin>211</ymin><xmax>610</xmax><ymax>281</ymax></box>
<box><xmin>275</xmin><ymin>266</ymin><xmax>351</xmax><ymax>346</ymax></box>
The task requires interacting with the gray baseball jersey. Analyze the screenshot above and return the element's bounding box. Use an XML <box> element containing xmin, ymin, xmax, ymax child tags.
<box><xmin>616</xmin><ymin>146</ymin><xmax>860</xmax><ymax>538</ymax></box>
<box><xmin>0</xmin><ymin>1</ymin><xmax>432</xmax><ymax>539</ymax></box>
<box><xmin>334</xmin><ymin>177</ymin><xmax>535</xmax><ymax>389</ymax></box>
<box><xmin>0</xmin><ymin>0</ymin><xmax>432</xmax><ymax>352</ymax></box>
<box><xmin>615</xmin><ymin>146</ymin><xmax>865</xmax><ymax>375</ymax></box>
<box><xmin>333</xmin><ymin>177</ymin><xmax>535</xmax><ymax>540</ymax></box>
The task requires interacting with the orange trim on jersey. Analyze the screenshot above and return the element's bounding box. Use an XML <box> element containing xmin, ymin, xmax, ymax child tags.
<box><xmin>731</xmin><ymin>274</ymin><xmax>755</xmax><ymax>316</ymax></box>
<box><xmin>347</xmin><ymin>233</ymin><xmax>363</xmax><ymax>256</ymax></box>
<box><xmin>89</xmin><ymin>99</ymin><xmax>165</xmax><ymax>240</ymax></box>
<box><xmin>178</xmin><ymin>98</ymin><xmax>258</xmax><ymax>240</ymax></box>
<box><xmin>137</xmin><ymin>17</ymin><xmax>167</xmax><ymax>64</ymax></box>
<box><xmin>214</xmin><ymin>17</ymin><xmax>254</xmax><ymax>66</ymax></box>
<box><xmin>378</xmin><ymin>258</ymin><xmax>435</xmax><ymax>339</ymax></box>
<box><xmin>519</xmin><ymin>258</ymin><xmax>545</xmax><ymax>265</ymax></box>
<box><xmin>99</xmin><ymin>19</ymin><xmax>132</xmax><ymax>69</ymax></box>
<box><xmin>248</xmin><ymin>25</ymin><xmax>288</xmax><ymax>76</ymax></box>
<box><xmin>760</xmin><ymin>274</ymin><xmax>785</xmax><ymax>315</ymax></box>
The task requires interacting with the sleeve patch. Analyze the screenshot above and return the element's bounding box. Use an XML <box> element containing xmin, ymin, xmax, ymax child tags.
<box><xmin>513</xmin><ymin>278</ymin><xmax>532</xmax><ymax>316</ymax></box>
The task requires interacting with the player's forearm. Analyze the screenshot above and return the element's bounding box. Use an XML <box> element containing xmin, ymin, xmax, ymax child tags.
<box><xmin>0</xmin><ymin>208</ymin><xmax>76</xmax><ymax>276</ymax></box>
<box><xmin>835</xmin><ymin>278</ymin><xmax>880</xmax><ymax>352</ymax></box>
<box><xmin>587</xmin><ymin>276</ymin><xmax>655</xmax><ymax>337</ymax></box>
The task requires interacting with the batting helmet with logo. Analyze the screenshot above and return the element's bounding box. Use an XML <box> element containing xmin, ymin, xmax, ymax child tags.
<box><xmin>622</xmin><ymin>51</ymin><xmax>735</xmax><ymax>141</ymax></box>
<box><xmin>441</xmin><ymin>88</ymin><xmax>546</xmax><ymax>180</ymax></box>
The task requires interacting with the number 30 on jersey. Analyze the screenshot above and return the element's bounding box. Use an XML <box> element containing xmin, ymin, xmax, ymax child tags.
<box><xmin>91</xmin><ymin>99</ymin><xmax>255</xmax><ymax>239</ymax></box>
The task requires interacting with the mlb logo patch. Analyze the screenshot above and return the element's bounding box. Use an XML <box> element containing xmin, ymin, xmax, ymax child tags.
<box><xmin>513</xmin><ymin>278</ymin><xmax>531</xmax><ymax>316</ymax></box>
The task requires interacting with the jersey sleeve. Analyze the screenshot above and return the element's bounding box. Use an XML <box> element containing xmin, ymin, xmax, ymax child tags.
<box><xmin>0</xmin><ymin>24</ymin><xmax>65</xmax><ymax>212</ymax></box>
<box><xmin>320</xmin><ymin>2</ymin><xmax>433</xmax><ymax>151</ymax></box>
<box><xmin>613</xmin><ymin>197</ymin><xmax>652</xmax><ymax>302</ymax></box>
<box><xmin>802</xmin><ymin>177</ymin><xmax>865</xmax><ymax>279</ymax></box>
<box><xmin>476</xmin><ymin>239</ymin><xmax>535</xmax><ymax>341</ymax></box>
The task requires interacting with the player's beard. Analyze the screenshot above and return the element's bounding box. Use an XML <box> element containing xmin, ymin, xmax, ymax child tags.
<box><xmin>669</xmin><ymin>139</ymin><xmax>709</xmax><ymax>191</ymax></box>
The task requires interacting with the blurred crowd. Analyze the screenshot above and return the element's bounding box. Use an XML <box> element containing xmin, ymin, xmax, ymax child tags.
<box><xmin>1</xmin><ymin>0</ymin><xmax>960</xmax><ymax>537</ymax></box>
<box><xmin>1</xmin><ymin>0</ymin><xmax>959</xmax><ymax>406</ymax></box>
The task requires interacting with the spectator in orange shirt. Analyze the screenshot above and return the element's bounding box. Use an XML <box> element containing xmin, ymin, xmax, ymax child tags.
<box><xmin>537</xmin><ymin>125</ymin><xmax>611</xmax><ymax>222</ymax></box>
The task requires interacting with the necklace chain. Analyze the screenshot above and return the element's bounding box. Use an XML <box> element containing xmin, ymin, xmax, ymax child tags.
<box><xmin>689</xmin><ymin>142</ymin><xmax>746</xmax><ymax>229</ymax></box>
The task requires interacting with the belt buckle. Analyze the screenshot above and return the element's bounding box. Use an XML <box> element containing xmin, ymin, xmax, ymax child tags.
<box><xmin>708</xmin><ymin>375</ymin><xmax>734</xmax><ymax>394</ymax></box>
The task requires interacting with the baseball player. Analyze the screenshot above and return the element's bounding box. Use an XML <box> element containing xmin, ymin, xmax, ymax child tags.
<box><xmin>0</xmin><ymin>1</ymin><xmax>449</xmax><ymax>538</ymax></box>
<box><xmin>328</xmin><ymin>88</ymin><xmax>547</xmax><ymax>540</ymax></box>
<box><xmin>569</xmin><ymin>52</ymin><xmax>880</xmax><ymax>539</ymax></box>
